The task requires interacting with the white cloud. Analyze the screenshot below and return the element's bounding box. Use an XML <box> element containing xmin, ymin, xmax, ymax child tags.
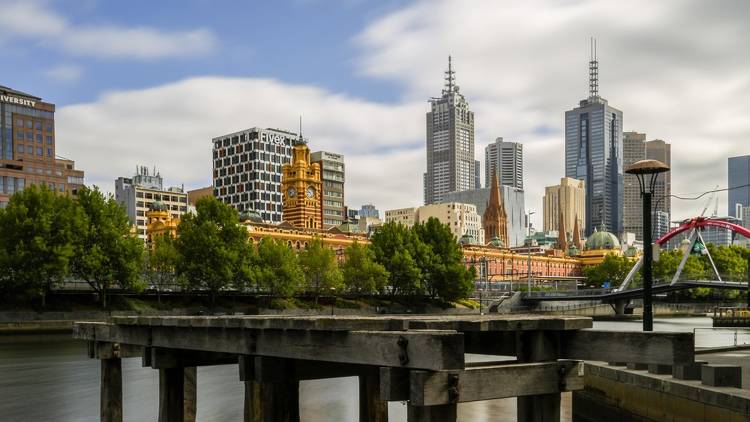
<box><xmin>55</xmin><ymin>77</ymin><xmax>426</xmax><ymax>212</ymax></box>
<box><xmin>354</xmin><ymin>0</ymin><xmax>750</xmax><ymax>226</ymax></box>
<box><xmin>44</xmin><ymin>64</ymin><xmax>83</xmax><ymax>82</ymax></box>
<box><xmin>0</xmin><ymin>0</ymin><xmax>216</xmax><ymax>59</ymax></box>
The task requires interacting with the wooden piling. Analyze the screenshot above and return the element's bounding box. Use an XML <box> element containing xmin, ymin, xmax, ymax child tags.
<box><xmin>517</xmin><ymin>331</ymin><xmax>561</xmax><ymax>422</ymax></box>
<box><xmin>100</xmin><ymin>358</ymin><xmax>122</xmax><ymax>422</ymax></box>
<box><xmin>407</xmin><ymin>403</ymin><xmax>457</xmax><ymax>422</ymax></box>
<box><xmin>159</xmin><ymin>367</ymin><xmax>185</xmax><ymax>422</ymax></box>
<box><xmin>359</xmin><ymin>371</ymin><xmax>388</xmax><ymax>422</ymax></box>
<box><xmin>184</xmin><ymin>367</ymin><xmax>197</xmax><ymax>422</ymax></box>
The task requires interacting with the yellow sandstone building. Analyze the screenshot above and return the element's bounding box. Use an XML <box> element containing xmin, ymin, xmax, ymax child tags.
<box><xmin>281</xmin><ymin>134</ymin><xmax>322</xmax><ymax>230</ymax></box>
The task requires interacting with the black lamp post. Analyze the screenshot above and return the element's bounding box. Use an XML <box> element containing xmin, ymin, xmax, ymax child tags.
<box><xmin>625</xmin><ymin>159</ymin><xmax>670</xmax><ymax>331</ymax></box>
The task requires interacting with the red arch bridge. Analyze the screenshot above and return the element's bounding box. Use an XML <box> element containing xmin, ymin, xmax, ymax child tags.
<box><xmin>522</xmin><ymin>217</ymin><xmax>750</xmax><ymax>307</ymax></box>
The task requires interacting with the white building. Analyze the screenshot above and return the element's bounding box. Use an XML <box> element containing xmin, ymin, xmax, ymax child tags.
<box><xmin>485</xmin><ymin>137</ymin><xmax>523</xmax><ymax>190</ymax></box>
<box><xmin>115</xmin><ymin>166</ymin><xmax>187</xmax><ymax>242</ymax></box>
<box><xmin>384</xmin><ymin>203</ymin><xmax>484</xmax><ymax>244</ymax></box>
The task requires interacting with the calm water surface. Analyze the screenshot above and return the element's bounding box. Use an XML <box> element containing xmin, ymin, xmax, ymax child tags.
<box><xmin>0</xmin><ymin>316</ymin><xmax>739</xmax><ymax>422</ymax></box>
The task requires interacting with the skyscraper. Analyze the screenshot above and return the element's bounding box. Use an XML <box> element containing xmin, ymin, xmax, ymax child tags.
<box><xmin>424</xmin><ymin>56</ymin><xmax>475</xmax><ymax>204</ymax></box>
<box><xmin>311</xmin><ymin>150</ymin><xmax>345</xmax><ymax>229</ymax></box>
<box><xmin>623</xmin><ymin>131</ymin><xmax>671</xmax><ymax>240</ymax></box>
<box><xmin>475</xmin><ymin>159</ymin><xmax>481</xmax><ymax>189</ymax></box>
<box><xmin>564</xmin><ymin>41</ymin><xmax>623</xmax><ymax>236</ymax></box>
<box><xmin>543</xmin><ymin>177</ymin><xmax>586</xmax><ymax>236</ymax></box>
<box><xmin>212</xmin><ymin>127</ymin><xmax>295</xmax><ymax>223</ymax></box>
<box><xmin>484</xmin><ymin>137</ymin><xmax>523</xmax><ymax>190</ymax></box>
<box><xmin>728</xmin><ymin>155</ymin><xmax>750</xmax><ymax>218</ymax></box>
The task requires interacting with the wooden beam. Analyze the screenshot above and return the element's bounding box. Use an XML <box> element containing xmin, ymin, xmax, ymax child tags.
<box><xmin>409</xmin><ymin>361</ymin><xmax>584</xmax><ymax>406</ymax></box>
<box><xmin>380</xmin><ymin>367</ymin><xmax>410</xmax><ymax>401</ymax></box>
<box><xmin>75</xmin><ymin>323</ymin><xmax>465</xmax><ymax>371</ymax></box>
<box><xmin>146</xmin><ymin>348</ymin><xmax>237</xmax><ymax>369</ymax></box>
<box><xmin>158</xmin><ymin>368</ymin><xmax>184</xmax><ymax>422</ymax></box>
<box><xmin>407</xmin><ymin>403</ymin><xmax>456</xmax><ymax>422</ymax></box>
<box><xmin>239</xmin><ymin>356</ymin><xmax>373</xmax><ymax>382</ymax></box>
<box><xmin>359</xmin><ymin>372</ymin><xmax>388</xmax><ymax>422</ymax></box>
<box><xmin>90</xmin><ymin>341</ymin><xmax>143</xmax><ymax>359</ymax></box>
<box><xmin>100</xmin><ymin>358</ymin><xmax>122</xmax><ymax>422</ymax></box>
<box><xmin>561</xmin><ymin>330</ymin><xmax>694</xmax><ymax>365</ymax></box>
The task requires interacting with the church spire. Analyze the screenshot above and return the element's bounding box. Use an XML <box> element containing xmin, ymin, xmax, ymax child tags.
<box><xmin>557</xmin><ymin>212</ymin><xmax>568</xmax><ymax>251</ymax></box>
<box><xmin>482</xmin><ymin>171</ymin><xmax>508</xmax><ymax>247</ymax></box>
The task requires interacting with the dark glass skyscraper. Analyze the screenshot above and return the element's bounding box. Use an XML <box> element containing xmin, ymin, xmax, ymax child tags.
<box><xmin>564</xmin><ymin>45</ymin><xmax>623</xmax><ymax>236</ymax></box>
<box><xmin>728</xmin><ymin>155</ymin><xmax>750</xmax><ymax>218</ymax></box>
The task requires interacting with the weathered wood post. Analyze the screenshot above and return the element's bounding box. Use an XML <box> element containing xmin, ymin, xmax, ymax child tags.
<box><xmin>516</xmin><ymin>331</ymin><xmax>561</xmax><ymax>422</ymax></box>
<box><xmin>100</xmin><ymin>357</ymin><xmax>123</xmax><ymax>422</ymax></box>
<box><xmin>407</xmin><ymin>404</ymin><xmax>457</xmax><ymax>422</ymax></box>
<box><xmin>159</xmin><ymin>367</ymin><xmax>185</xmax><ymax>422</ymax></box>
<box><xmin>240</xmin><ymin>356</ymin><xmax>300</xmax><ymax>422</ymax></box>
<box><xmin>184</xmin><ymin>367</ymin><xmax>197</xmax><ymax>422</ymax></box>
<box><xmin>359</xmin><ymin>370</ymin><xmax>388</xmax><ymax>422</ymax></box>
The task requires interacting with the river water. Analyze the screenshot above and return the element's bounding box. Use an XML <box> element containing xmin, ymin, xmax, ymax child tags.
<box><xmin>0</xmin><ymin>317</ymin><xmax>746</xmax><ymax>422</ymax></box>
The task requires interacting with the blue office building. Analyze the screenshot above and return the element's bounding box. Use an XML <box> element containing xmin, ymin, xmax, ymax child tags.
<box><xmin>728</xmin><ymin>155</ymin><xmax>750</xmax><ymax>218</ymax></box>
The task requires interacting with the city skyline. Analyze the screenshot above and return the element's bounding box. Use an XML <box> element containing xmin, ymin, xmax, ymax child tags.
<box><xmin>2</xmin><ymin>0</ymin><xmax>748</xmax><ymax>228</ymax></box>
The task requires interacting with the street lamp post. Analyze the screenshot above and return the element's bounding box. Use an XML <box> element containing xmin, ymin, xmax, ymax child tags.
<box><xmin>625</xmin><ymin>159</ymin><xmax>670</xmax><ymax>332</ymax></box>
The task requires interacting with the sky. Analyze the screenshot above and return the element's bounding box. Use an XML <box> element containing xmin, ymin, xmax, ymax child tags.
<box><xmin>1</xmin><ymin>0</ymin><xmax>748</xmax><ymax>229</ymax></box>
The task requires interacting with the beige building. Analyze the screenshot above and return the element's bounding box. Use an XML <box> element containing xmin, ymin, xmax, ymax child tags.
<box><xmin>384</xmin><ymin>207</ymin><xmax>419</xmax><ymax>227</ymax></box>
<box><xmin>311</xmin><ymin>151</ymin><xmax>345</xmax><ymax>229</ymax></box>
<box><xmin>385</xmin><ymin>203</ymin><xmax>484</xmax><ymax>244</ymax></box>
<box><xmin>543</xmin><ymin>177</ymin><xmax>585</xmax><ymax>238</ymax></box>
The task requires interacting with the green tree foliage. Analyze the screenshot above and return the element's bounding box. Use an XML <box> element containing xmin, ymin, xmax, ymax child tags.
<box><xmin>582</xmin><ymin>254</ymin><xmax>636</xmax><ymax>288</ymax></box>
<box><xmin>299</xmin><ymin>237</ymin><xmax>343</xmax><ymax>303</ymax></box>
<box><xmin>255</xmin><ymin>238</ymin><xmax>303</xmax><ymax>297</ymax></box>
<box><xmin>174</xmin><ymin>197</ymin><xmax>249</xmax><ymax>302</ymax></box>
<box><xmin>369</xmin><ymin>221</ymin><xmax>424</xmax><ymax>296</ymax></box>
<box><xmin>144</xmin><ymin>234</ymin><xmax>180</xmax><ymax>303</ymax></box>
<box><xmin>413</xmin><ymin>217</ymin><xmax>476</xmax><ymax>301</ymax></box>
<box><xmin>341</xmin><ymin>242</ymin><xmax>389</xmax><ymax>294</ymax></box>
<box><xmin>70</xmin><ymin>186</ymin><xmax>143</xmax><ymax>308</ymax></box>
<box><xmin>706</xmin><ymin>244</ymin><xmax>749</xmax><ymax>281</ymax></box>
<box><xmin>0</xmin><ymin>185</ymin><xmax>84</xmax><ymax>306</ymax></box>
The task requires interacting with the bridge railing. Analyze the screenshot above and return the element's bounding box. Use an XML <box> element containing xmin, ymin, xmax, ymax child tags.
<box><xmin>522</xmin><ymin>288</ymin><xmax>614</xmax><ymax>298</ymax></box>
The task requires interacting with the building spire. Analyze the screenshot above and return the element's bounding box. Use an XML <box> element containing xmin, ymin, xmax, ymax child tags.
<box><xmin>443</xmin><ymin>55</ymin><xmax>456</xmax><ymax>95</ymax></box>
<box><xmin>296</xmin><ymin>115</ymin><xmax>306</xmax><ymax>145</ymax></box>
<box><xmin>558</xmin><ymin>212</ymin><xmax>568</xmax><ymax>251</ymax></box>
<box><xmin>589</xmin><ymin>37</ymin><xmax>599</xmax><ymax>98</ymax></box>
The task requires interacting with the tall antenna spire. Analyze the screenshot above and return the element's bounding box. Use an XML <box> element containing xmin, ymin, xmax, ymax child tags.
<box><xmin>296</xmin><ymin>115</ymin><xmax>306</xmax><ymax>145</ymax></box>
<box><xmin>589</xmin><ymin>37</ymin><xmax>599</xmax><ymax>98</ymax></box>
<box><xmin>443</xmin><ymin>55</ymin><xmax>456</xmax><ymax>95</ymax></box>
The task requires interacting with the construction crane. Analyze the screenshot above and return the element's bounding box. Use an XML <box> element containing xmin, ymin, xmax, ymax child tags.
<box><xmin>699</xmin><ymin>185</ymin><xmax>720</xmax><ymax>218</ymax></box>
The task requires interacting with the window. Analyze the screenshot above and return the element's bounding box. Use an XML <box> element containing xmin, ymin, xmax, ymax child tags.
<box><xmin>45</xmin><ymin>122</ymin><xmax>53</xmax><ymax>132</ymax></box>
<box><xmin>16</xmin><ymin>144</ymin><xmax>24</xmax><ymax>152</ymax></box>
<box><xmin>16</xmin><ymin>131</ymin><xmax>23</xmax><ymax>140</ymax></box>
<box><xmin>16</xmin><ymin>119</ymin><xmax>23</xmax><ymax>127</ymax></box>
<box><xmin>36</xmin><ymin>147</ymin><xmax>42</xmax><ymax>156</ymax></box>
<box><xmin>34</xmin><ymin>121</ymin><xmax>42</xmax><ymax>130</ymax></box>
<box><xmin>26</xmin><ymin>132</ymin><xmax>32</xmax><ymax>140</ymax></box>
<box><xmin>47</xmin><ymin>148</ymin><xmax>52</xmax><ymax>157</ymax></box>
<box><xmin>26</xmin><ymin>120</ymin><xmax>32</xmax><ymax>128</ymax></box>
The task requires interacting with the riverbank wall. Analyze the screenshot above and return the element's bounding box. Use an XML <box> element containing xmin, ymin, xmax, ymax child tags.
<box><xmin>573</xmin><ymin>362</ymin><xmax>750</xmax><ymax>421</ymax></box>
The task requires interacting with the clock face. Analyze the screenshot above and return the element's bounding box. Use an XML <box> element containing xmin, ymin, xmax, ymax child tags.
<box><xmin>287</xmin><ymin>187</ymin><xmax>296</xmax><ymax>198</ymax></box>
<box><xmin>306</xmin><ymin>186</ymin><xmax>315</xmax><ymax>198</ymax></box>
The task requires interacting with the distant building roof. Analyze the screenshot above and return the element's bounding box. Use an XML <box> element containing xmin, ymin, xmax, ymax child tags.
<box><xmin>0</xmin><ymin>85</ymin><xmax>42</xmax><ymax>101</ymax></box>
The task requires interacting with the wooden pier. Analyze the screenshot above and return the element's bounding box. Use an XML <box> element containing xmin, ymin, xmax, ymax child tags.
<box><xmin>73</xmin><ymin>314</ymin><xmax>695</xmax><ymax>422</ymax></box>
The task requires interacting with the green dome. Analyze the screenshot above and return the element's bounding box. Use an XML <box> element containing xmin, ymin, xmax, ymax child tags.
<box><xmin>624</xmin><ymin>246</ymin><xmax>638</xmax><ymax>257</ymax></box>
<box><xmin>239</xmin><ymin>210</ymin><xmax>264</xmax><ymax>223</ymax></box>
<box><xmin>487</xmin><ymin>236</ymin><xmax>504</xmax><ymax>248</ymax></box>
<box><xmin>459</xmin><ymin>234</ymin><xmax>476</xmax><ymax>245</ymax></box>
<box><xmin>149</xmin><ymin>201</ymin><xmax>168</xmax><ymax>211</ymax></box>
<box><xmin>585</xmin><ymin>229</ymin><xmax>620</xmax><ymax>250</ymax></box>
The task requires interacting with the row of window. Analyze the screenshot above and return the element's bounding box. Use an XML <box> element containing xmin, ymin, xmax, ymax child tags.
<box><xmin>15</xmin><ymin>119</ymin><xmax>53</xmax><ymax>132</ymax></box>
<box><xmin>134</xmin><ymin>191</ymin><xmax>187</xmax><ymax>203</ymax></box>
<box><xmin>16</xmin><ymin>143</ymin><xmax>53</xmax><ymax>157</ymax></box>
<box><xmin>25</xmin><ymin>166</ymin><xmax>61</xmax><ymax>176</ymax></box>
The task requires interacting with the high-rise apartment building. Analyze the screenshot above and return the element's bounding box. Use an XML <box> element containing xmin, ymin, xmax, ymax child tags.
<box><xmin>543</xmin><ymin>177</ymin><xmax>586</xmax><ymax>238</ymax></box>
<box><xmin>474</xmin><ymin>160</ymin><xmax>481</xmax><ymax>189</ymax></box>
<box><xmin>622</xmin><ymin>131</ymin><xmax>671</xmax><ymax>240</ymax></box>
<box><xmin>564</xmin><ymin>44</ymin><xmax>623</xmax><ymax>236</ymax></box>
<box><xmin>728</xmin><ymin>155</ymin><xmax>750</xmax><ymax>218</ymax></box>
<box><xmin>212</xmin><ymin>127</ymin><xmax>295</xmax><ymax>223</ymax></box>
<box><xmin>115</xmin><ymin>166</ymin><xmax>187</xmax><ymax>241</ymax></box>
<box><xmin>359</xmin><ymin>204</ymin><xmax>379</xmax><ymax>219</ymax></box>
<box><xmin>0</xmin><ymin>85</ymin><xmax>85</xmax><ymax>207</ymax></box>
<box><xmin>311</xmin><ymin>151</ymin><xmax>345</xmax><ymax>229</ymax></box>
<box><xmin>484</xmin><ymin>137</ymin><xmax>523</xmax><ymax>190</ymax></box>
<box><xmin>424</xmin><ymin>57</ymin><xmax>475</xmax><ymax>204</ymax></box>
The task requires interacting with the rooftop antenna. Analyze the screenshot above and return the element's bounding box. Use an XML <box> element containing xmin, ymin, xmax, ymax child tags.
<box><xmin>297</xmin><ymin>115</ymin><xmax>306</xmax><ymax>145</ymax></box>
<box><xmin>443</xmin><ymin>55</ymin><xmax>455</xmax><ymax>95</ymax></box>
<box><xmin>589</xmin><ymin>37</ymin><xmax>599</xmax><ymax>98</ymax></box>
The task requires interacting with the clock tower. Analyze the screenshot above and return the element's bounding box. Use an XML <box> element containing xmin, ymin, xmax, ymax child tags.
<box><xmin>281</xmin><ymin>131</ymin><xmax>322</xmax><ymax>229</ymax></box>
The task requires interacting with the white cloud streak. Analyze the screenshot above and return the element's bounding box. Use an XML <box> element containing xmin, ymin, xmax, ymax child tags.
<box><xmin>44</xmin><ymin>64</ymin><xmax>84</xmax><ymax>82</ymax></box>
<box><xmin>0</xmin><ymin>0</ymin><xmax>216</xmax><ymax>59</ymax></box>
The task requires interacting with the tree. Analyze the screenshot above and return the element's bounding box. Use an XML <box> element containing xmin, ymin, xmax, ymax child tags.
<box><xmin>413</xmin><ymin>217</ymin><xmax>475</xmax><ymax>301</ymax></box>
<box><xmin>174</xmin><ymin>197</ymin><xmax>249</xmax><ymax>303</ymax></box>
<box><xmin>706</xmin><ymin>244</ymin><xmax>748</xmax><ymax>281</ymax></box>
<box><xmin>255</xmin><ymin>238</ymin><xmax>303</xmax><ymax>297</ymax></box>
<box><xmin>341</xmin><ymin>242</ymin><xmax>389</xmax><ymax>294</ymax></box>
<box><xmin>144</xmin><ymin>234</ymin><xmax>180</xmax><ymax>304</ymax></box>
<box><xmin>369</xmin><ymin>222</ymin><xmax>423</xmax><ymax>296</ymax></box>
<box><xmin>0</xmin><ymin>185</ymin><xmax>84</xmax><ymax>306</ymax></box>
<box><xmin>299</xmin><ymin>237</ymin><xmax>343</xmax><ymax>304</ymax></box>
<box><xmin>582</xmin><ymin>254</ymin><xmax>635</xmax><ymax>288</ymax></box>
<box><xmin>70</xmin><ymin>186</ymin><xmax>143</xmax><ymax>308</ymax></box>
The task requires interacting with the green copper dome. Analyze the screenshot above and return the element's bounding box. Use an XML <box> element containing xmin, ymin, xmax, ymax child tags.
<box><xmin>585</xmin><ymin>228</ymin><xmax>620</xmax><ymax>250</ymax></box>
<box><xmin>149</xmin><ymin>201</ymin><xmax>168</xmax><ymax>212</ymax></box>
<box><xmin>487</xmin><ymin>236</ymin><xmax>504</xmax><ymax>248</ymax></box>
<box><xmin>239</xmin><ymin>210</ymin><xmax>264</xmax><ymax>223</ymax></box>
<box><xmin>459</xmin><ymin>234</ymin><xmax>476</xmax><ymax>245</ymax></box>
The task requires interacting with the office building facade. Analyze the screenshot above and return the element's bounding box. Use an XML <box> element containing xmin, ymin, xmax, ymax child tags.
<box><xmin>0</xmin><ymin>85</ymin><xmax>84</xmax><ymax>207</ymax></box>
<box><xmin>384</xmin><ymin>207</ymin><xmax>419</xmax><ymax>227</ymax></box>
<box><xmin>484</xmin><ymin>137</ymin><xmax>523</xmax><ymax>190</ymax></box>
<box><xmin>311</xmin><ymin>151</ymin><xmax>345</xmax><ymax>229</ymax></box>
<box><xmin>564</xmin><ymin>52</ymin><xmax>623</xmax><ymax>236</ymax></box>
<box><xmin>543</xmin><ymin>177</ymin><xmax>586</xmax><ymax>238</ymax></box>
<box><xmin>622</xmin><ymin>132</ymin><xmax>671</xmax><ymax>240</ymax></box>
<box><xmin>212</xmin><ymin>127</ymin><xmax>295</xmax><ymax>223</ymax></box>
<box><xmin>424</xmin><ymin>57</ymin><xmax>475</xmax><ymax>204</ymax></box>
<box><xmin>359</xmin><ymin>204</ymin><xmax>379</xmax><ymax>219</ymax></box>
<box><xmin>728</xmin><ymin>155</ymin><xmax>750</xmax><ymax>218</ymax></box>
<box><xmin>474</xmin><ymin>160</ymin><xmax>481</xmax><ymax>189</ymax></box>
<box><xmin>115</xmin><ymin>166</ymin><xmax>187</xmax><ymax>241</ymax></box>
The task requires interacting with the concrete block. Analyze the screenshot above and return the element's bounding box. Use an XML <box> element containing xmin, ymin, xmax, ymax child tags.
<box><xmin>701</xmin><ymin>364</ymin><xmax>742</xmax><ymax>388</ymax></box>
<box><xmin>626</xmin><ymin>362</ymin><xmax>648</xmax><ymax>370</ymax></box>
<box><xmin>607</xmin><ymin>362</ymin><xmax>626</xmax><ymax>367</ymax></box>
<box><xmin>647</xmin><ymin>364</ymin><xmax>672</xmax><ymax>375</ymax></box>
<box><xmin>672</xmin><ymin>361</ymin><xmax>707</xmax><ymax>381</ymax></box>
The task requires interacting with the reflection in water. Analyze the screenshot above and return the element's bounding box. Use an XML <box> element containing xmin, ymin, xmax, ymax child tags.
<box><xmin>0</xmin><ymin>317</ymin><xmax>727</xmax><ymax>421</ymax></box>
